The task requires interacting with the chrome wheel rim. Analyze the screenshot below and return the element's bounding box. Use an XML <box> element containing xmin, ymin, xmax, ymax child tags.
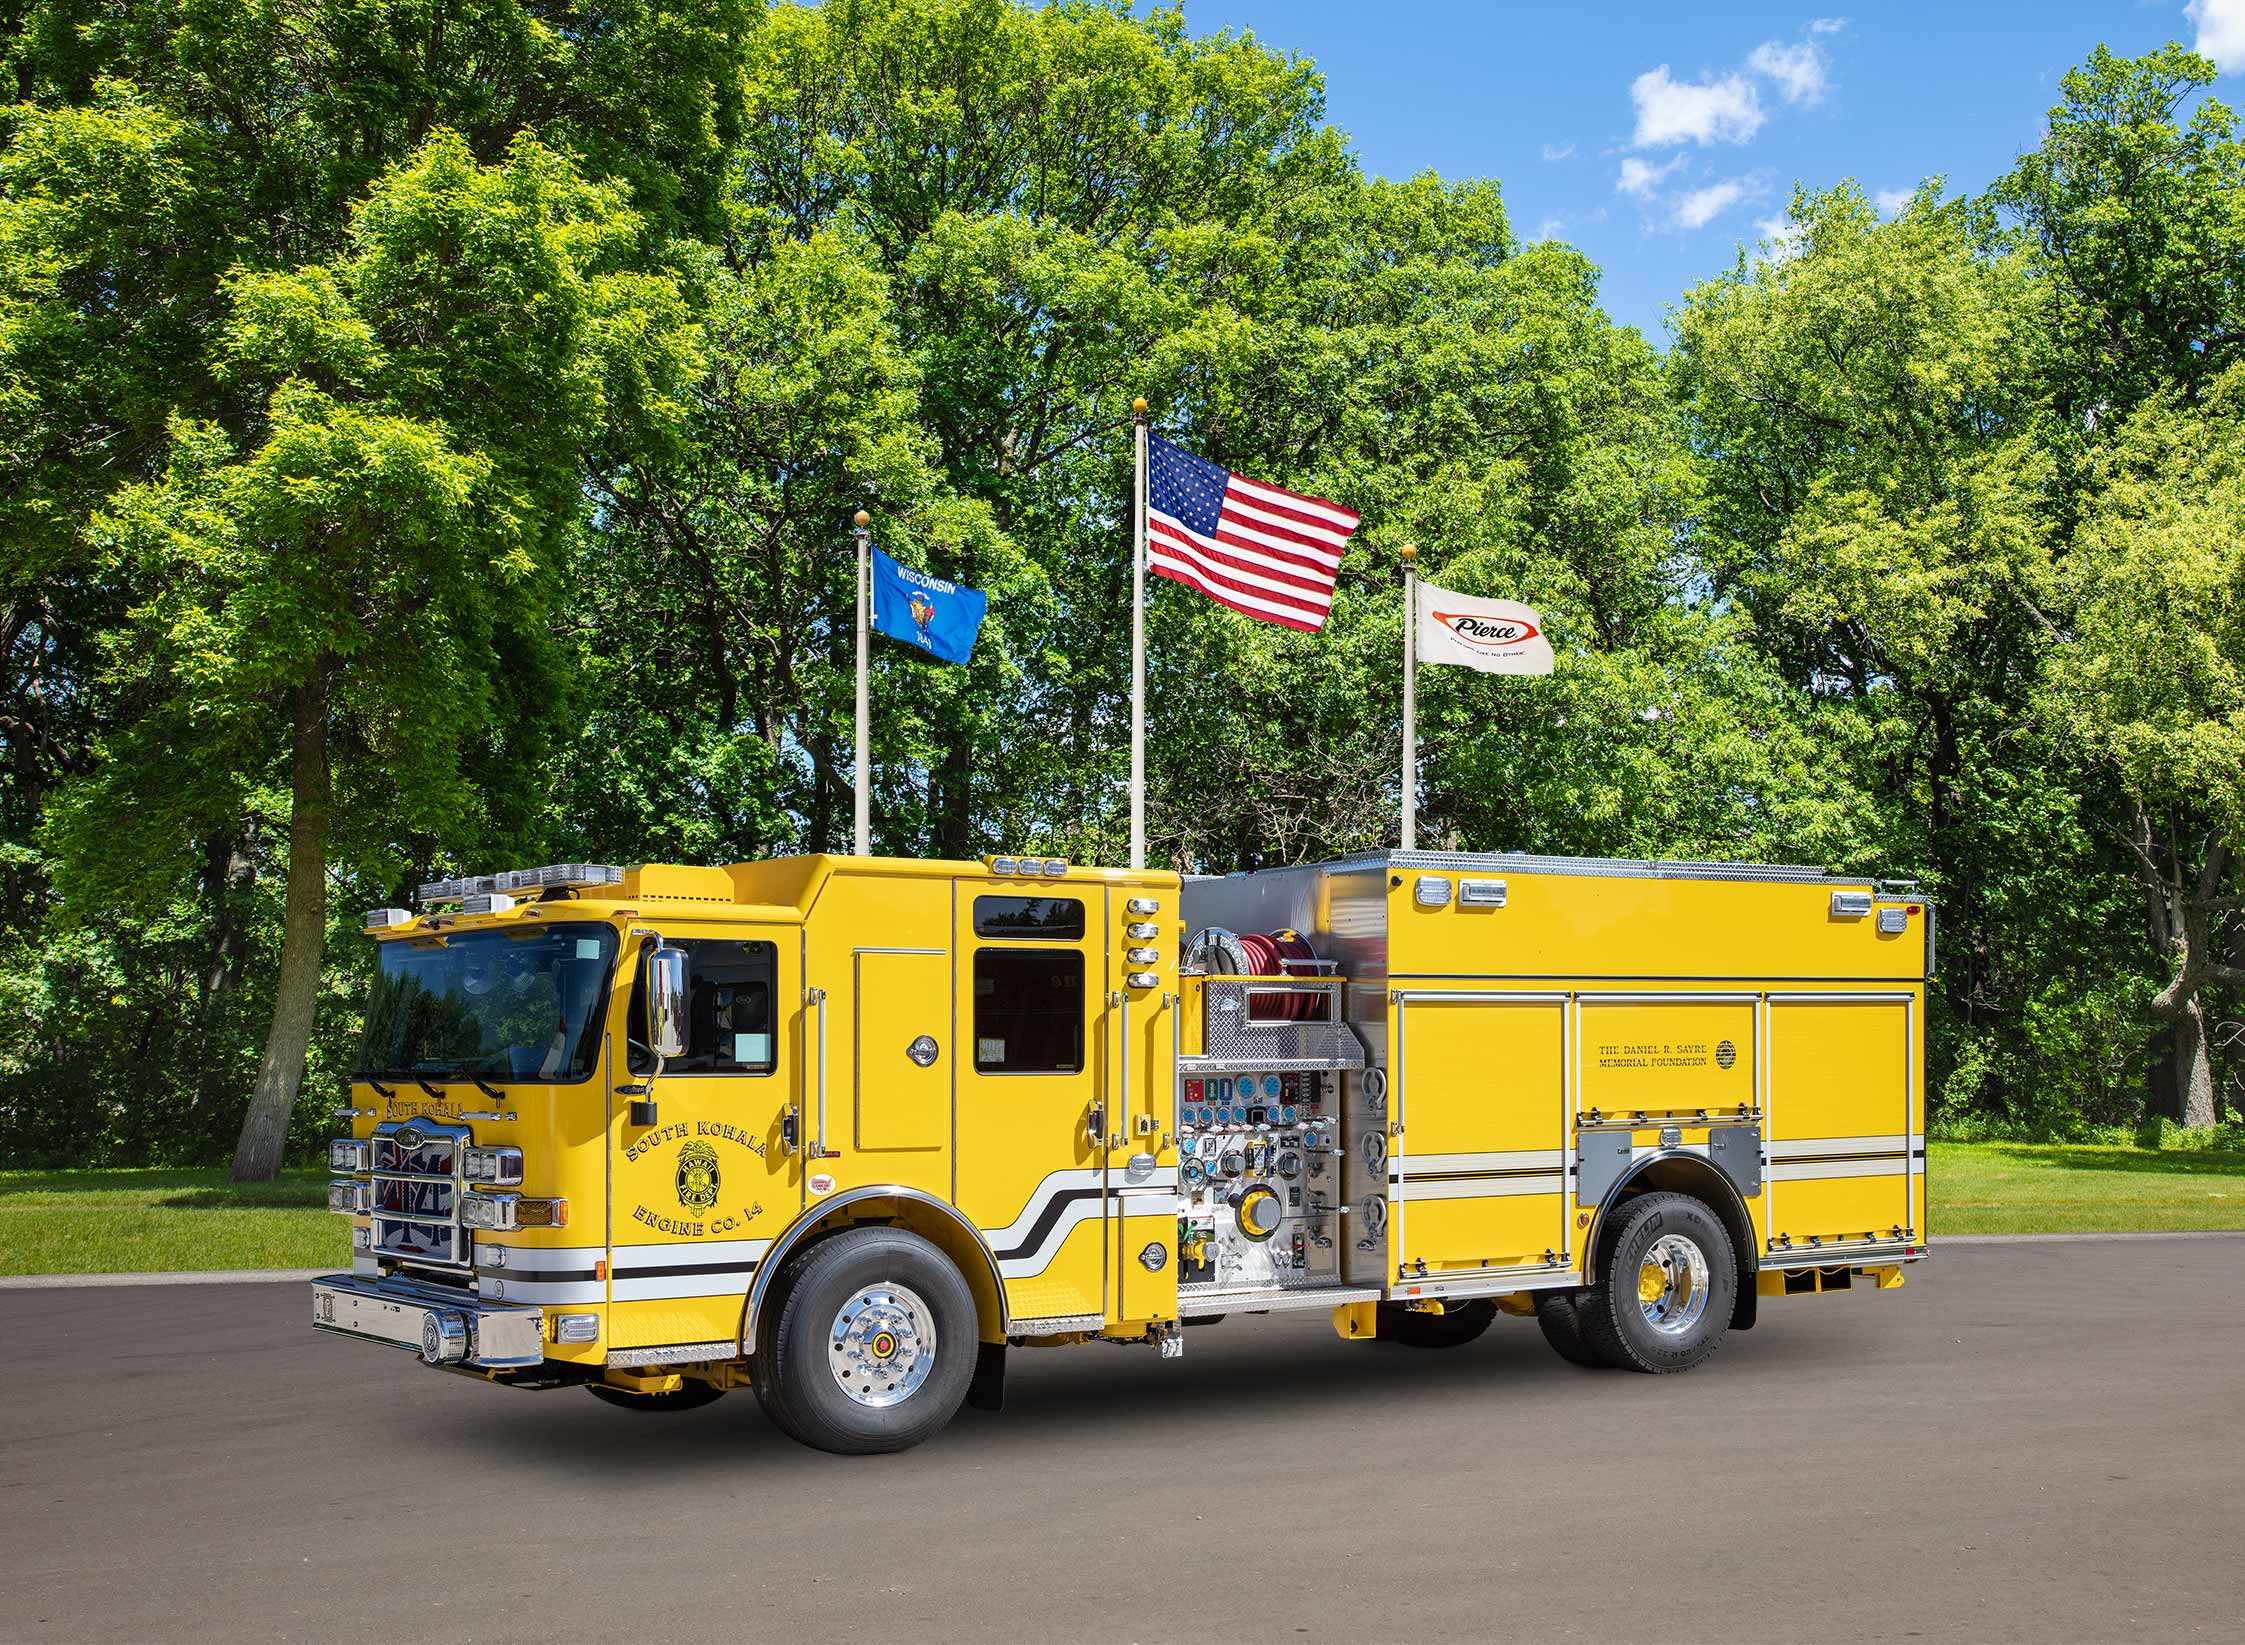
<box><xmin>1637</xmin><ymin>1233</ymin><xmax>1711</xmax><ymax>1337</ymax></box>
<box><xmin>828</xmin><ymin>1282</ymin><xmax>937</xmax><ymax>1408</ymax></box>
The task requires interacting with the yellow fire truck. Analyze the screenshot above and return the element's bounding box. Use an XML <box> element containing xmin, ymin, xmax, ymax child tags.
<box><xmin>313</xmin><ymin>851</ymin><xmax>1928</xmax><ymax>1453</ymax></box>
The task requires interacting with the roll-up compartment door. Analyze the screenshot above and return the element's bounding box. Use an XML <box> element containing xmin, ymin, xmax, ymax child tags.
<box><xmin>1766</xmin><ymin>996</ymin><xmax>1916</xmax><ymax>1247</ymax></box>
<box><xmin>1392</xmin><ymin>994</ymin><xmax>1569</xmax><ymax>1276</ymax></box>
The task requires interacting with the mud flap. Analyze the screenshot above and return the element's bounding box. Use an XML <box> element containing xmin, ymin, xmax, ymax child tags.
<box><xmin>967</xmin><ymin>1340</ymin><xmax>1006</xmax><ymax>1412</ymax></box>
<box><xmin>1731</xmin><ymin>1272</ymin><xmax>1759</xmax><ymax>1332</ymax></box>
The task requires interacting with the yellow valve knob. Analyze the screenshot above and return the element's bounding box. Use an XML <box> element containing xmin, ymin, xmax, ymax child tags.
<box><xmin>1234</xmin><ymin>1184</ymin><xmax>1282</xmax><ymax>1242</ymax></box>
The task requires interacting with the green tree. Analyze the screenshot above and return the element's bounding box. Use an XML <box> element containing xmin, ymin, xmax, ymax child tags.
<box><xmin>1668</xmin><ymin>184</ymin><xmax>2134</xmax><ymax>1128</ymax></box>
<box><xmin>46</xmin><ymin>131</ymin><xmax>697</xmax><ymax>1178</ymax></box>
<box><xmin>2045</xmin><ymin>365</ymin><xmax>2245</xmax><ymax>1128</ymax></box>
<box><xmin>1989</xmin><ymin>44</ymin><xmax>2245</xmax><ymax>430</ymax></box>
<box><xmin>0</xmin><ymin>3</ymin><xmax>745</xmax><ymax>1172</ymax></box>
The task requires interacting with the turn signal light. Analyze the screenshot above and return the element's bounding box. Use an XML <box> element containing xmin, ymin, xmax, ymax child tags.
<box><xmin>464</xmin><ymin>1193</ymin><xmax>569</xmax><ymax>1232</ymax></box>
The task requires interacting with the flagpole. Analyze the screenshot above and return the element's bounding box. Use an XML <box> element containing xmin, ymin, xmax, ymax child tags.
<box><xmin>853</xmin><ymin>508</ymin><xmax>871</xmax><ymax>857</ymax></box>
<box><xmin>1400</xmin><ymin>542</ymin><xmax>1417</xmax><ymax>852</ymax></box>
<box><xmin>1130</xmin><ymin>397</ymin><xmax>1149</xmax><ymax>871</ymax></box>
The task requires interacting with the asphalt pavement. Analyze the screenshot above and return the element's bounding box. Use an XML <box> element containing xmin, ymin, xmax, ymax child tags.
<box><xmin>3</xmin><ymin>1237</ymin><xmax>2241</xmax><ymax>1643</ymax></box>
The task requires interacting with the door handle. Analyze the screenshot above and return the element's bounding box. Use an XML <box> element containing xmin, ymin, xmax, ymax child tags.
<box><xmin>1086</xmin><ymin>1099</ymin><xmax>1105</xmax><ymax>1149</ymax></box>
<box><xmin>808</xmin><ymin>987</ymin><xmax>838</xmax><ymax>1160</ymax></box>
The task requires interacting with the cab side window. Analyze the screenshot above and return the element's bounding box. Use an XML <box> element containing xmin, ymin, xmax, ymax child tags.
<box><xmin>628</xmin><ymin>938</ymin><xmax>778</xmax><ymax>1076</ymax></box>
<box><xmin>971</xmin><ymin>896</ymin><xmax>1085</xmax><ymax>1074</ymax></box>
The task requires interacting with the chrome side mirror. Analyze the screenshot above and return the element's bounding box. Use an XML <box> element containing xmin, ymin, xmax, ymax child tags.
<box><xmin>647</xmin><ymin>944</ymin><xmax>688</xmax><ymax>1060</ymax></box>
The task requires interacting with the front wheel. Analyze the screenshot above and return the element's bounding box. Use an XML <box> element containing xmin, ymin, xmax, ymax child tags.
<box><xmin>756</xmin><ymin>1226</ymin><xmax>977</xmax><ymax>1454</ymax></box>
<box><xmin>1578</xmin><ymin>1192</ymin><xmax>1736</xmax><ymax>1374</ymax></box>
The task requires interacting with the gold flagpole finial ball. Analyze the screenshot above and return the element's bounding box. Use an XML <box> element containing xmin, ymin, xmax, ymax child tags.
<box><xmin>853</xmin><ymin>510</ymin><xmax>870</xmax><ymax>528</ymax></box>
<box><xmin>1399</xmin><ymin>542</ymin><xmax>1417</xmax><ymax>562</ymax></box>
<box><xmin>1132</xmin><ymin>397</ymin><xmax>1148</xmax><ymax>414</ymax></box>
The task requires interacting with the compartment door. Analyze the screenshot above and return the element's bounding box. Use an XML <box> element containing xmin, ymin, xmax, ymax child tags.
<box><xmin>1392</xmin><ymin>993</ymin><xmax>1570</xmax><ymax>1278</ymax></box>
<box><xmin>853</xmin><ymin>948</ymin><xmax>949</xmax><ymax>1152</ymax></box>
<box><xmin>1765</xmin><ymin>994</ymin><xmax>1918</xmax><ymax>1249</ymax></box>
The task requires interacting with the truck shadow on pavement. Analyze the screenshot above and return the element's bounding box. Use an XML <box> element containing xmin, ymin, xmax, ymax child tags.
<box><xmin>435</xmin><ymin>1314</ymin><xmax>1804</xmax><ymax>1478</ymax></box>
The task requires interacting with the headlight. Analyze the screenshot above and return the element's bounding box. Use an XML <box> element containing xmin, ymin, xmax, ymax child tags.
<box><xmin>460</xmin><ymin>1192</ymin><xmax>518</xmax><ymax>1231</ymax></box>
<box><xmin>328</xmin><ymin>1138</ymin><xmax>370</xmax><ymax>1172</ymax></box>
<box><xmin>461</xmin><ymin>1146</ymin><xmax>523</xmax><ymax>1185</ymax></box>
<box><xmin>327</xmin><ymin>1179</ymin><xmax>371</xmax><ymax>1215</ymax></box>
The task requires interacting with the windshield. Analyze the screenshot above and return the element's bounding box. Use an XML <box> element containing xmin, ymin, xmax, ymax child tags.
<box><xmin>358</xmin><ymin>923</ymin><xmax>618</xmax><ymax>1083</ymax></box>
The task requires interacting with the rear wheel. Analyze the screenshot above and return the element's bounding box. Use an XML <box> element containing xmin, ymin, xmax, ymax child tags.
<box><xmin>586</xmin><ymin>1381</ymin><xmax>726</xmax><ymax>1412</ymax></box>
<box><xmin>1375</xmin><ymin>1298</ymin><xmax>1496</xmax><ymax>1349</ymax></box>
<box><xmin>1533</xmin><ymin>1291</ymin><xmax>1609</xmax><ymax>1368</ymax></box>
<box><xmin>1579</xmin><ymin>1192</ymin><xmax>1735</xmax><ymax>1374</ymax></box>
<box><xmin>755</xmin><ymin>1226</ymin><xmax>977</xmax><ymax>1454</ymax></box>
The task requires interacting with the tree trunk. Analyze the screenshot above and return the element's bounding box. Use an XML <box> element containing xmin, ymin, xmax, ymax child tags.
<box><xmin>2173</xmin><ymin>993</ymin><xmax>2218</xmax><ymax>1130</ymax></box>
<box><xmin>230</xmin><ymin>674</ymin><xmax>333</xmax><ymax>1182</ymax></box>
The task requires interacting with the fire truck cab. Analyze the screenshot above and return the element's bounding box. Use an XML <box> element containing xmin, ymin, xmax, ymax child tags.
<box><xmin>313</xmin><ymin>850</ymin><xmax>1928</xmax><ymax>1453</ymax></box>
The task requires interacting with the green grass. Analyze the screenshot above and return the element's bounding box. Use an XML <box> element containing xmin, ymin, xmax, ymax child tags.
<box><xmin>0</xmin><ymin>1144</ymin><xmax>2238</xmax><ymax>1275</ymax></box>
<box><xmin>1930</xmin><ymin>1140</ymin><xmax>2245</xmax><ymax>1234</ymax></box>
<box><xmin>0</xmin><ymin>1168</ymin><xmax>347</xmax><ymax>1275</ymax></box>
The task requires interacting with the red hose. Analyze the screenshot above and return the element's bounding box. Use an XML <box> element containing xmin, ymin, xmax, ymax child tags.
<box><xmin>1239</xmin><ymin>929</ymin><xmax>1321</xmax><ymax>1021</ymax></box>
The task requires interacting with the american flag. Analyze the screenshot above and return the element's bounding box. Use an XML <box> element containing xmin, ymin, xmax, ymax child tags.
<box><xmin>1146</xmin><ymin>434</ymin><xmax>1360</xmax><ymax>632</ymax></box>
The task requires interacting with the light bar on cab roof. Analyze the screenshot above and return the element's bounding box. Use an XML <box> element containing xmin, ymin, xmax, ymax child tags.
<box><xmin>418</xmin><ymin>863</ymin><xmax>625</xmax><ymax>907</ymax></box>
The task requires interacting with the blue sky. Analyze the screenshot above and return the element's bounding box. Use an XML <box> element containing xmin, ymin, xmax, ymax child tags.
<box><xmin>1154</xmin><ymin>1</ymin><xmax>2245</xmax><ymax>341</ymax></box>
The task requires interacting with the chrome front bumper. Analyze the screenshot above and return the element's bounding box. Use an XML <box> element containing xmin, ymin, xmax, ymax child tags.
<box><xmin>311</xmin><ymin>1272</ymin><xmax>545</xmax><ymax>1370</ymax></box>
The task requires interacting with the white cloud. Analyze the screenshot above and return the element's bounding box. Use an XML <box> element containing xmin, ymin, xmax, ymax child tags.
<box><xmin>1617</xmin><ymin>154</ymin><xmax>1686</xmax><ymax>197</ymax></box>
<box><xmin>1808</xmin><ymin>17</ymin><xmax>1848</xmax><ymax>36</ymax></box>
<box><xmin>1631</xmin><ymin>65</ymin><xmax>1765</xmax><ymax>147</ymax></box>
<box><xmin>1746</xmin><ymin>39</ymin><xmax>1829</xmax><ymax>106</ymax></box>
<box><xmin>2189</xmin><ymin>0</ymin><xmax>2245</xmax><ymax>73</ymax></box>
<box><xmin>1756</xmin><ymin>215</ymin><xmax>1808</xmax><ymax>261</ymax></box>
<box><xmin>1535</xmin><ymin>215</ymin><xmax>1569</xmax><ymax>240</ymax></box>
<box><xmin>1541</xmin><ymin>142</ymin><xmax>1577</xmax><ymax>162</ymax></box>
<box><xmin>1671</xmin><ymin>177</ymin><xmax>1754</xmax><ymax>230</ymax></box>
<box><xmin>1875</xmin><ymin>186</ymin><xmax>1913</xmax><ymax>217</ymax></box>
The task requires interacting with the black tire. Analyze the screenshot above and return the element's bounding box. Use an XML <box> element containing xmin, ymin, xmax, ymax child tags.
<box><xmin>586</xmin><ymin>1381</ymin><xmax>727</xmax><ymax>1412</ymax></box>
<box><xmin>1579</xmin><ymin>1192</ymin><xmax>1736</xmax><ymax>1374</ymax></box>
<box><xmin>1374</xmin><ymin>1298</ymin><xmax>1497</xmax><ymax>1348</ymax></box>
<box><xmin>1534</xmin><ymin>1291</ymin><xmax>1610</xmax><ymax>1368</ymax></box>
<box><xmin>756</xmin><ymin>1226</ymin><xmax>977</xmax><ymax>1455</ymax></box>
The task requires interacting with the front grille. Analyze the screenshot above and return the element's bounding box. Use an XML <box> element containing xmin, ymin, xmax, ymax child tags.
<box><xmin>370</xmin><ymin>1119</ymin><xmax>472</xmax><ymax>1269</ymax></box>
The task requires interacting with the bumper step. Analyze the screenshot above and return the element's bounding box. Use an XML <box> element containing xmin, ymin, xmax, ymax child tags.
<box><xmin>311</xmin><ymin>1272</ymin><xmax>544</xmax><ymax>1369</ymax></box>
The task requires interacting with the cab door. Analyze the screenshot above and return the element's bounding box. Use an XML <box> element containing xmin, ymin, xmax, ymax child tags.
<box><xmin>607</xmin><ymin>927</ymin><xmax>801</xmax><ymax>1353</ymax></box>
<box><xmin>952</xmin><ymin>879</ymin><xmax>1108</xmax><ymax>1326</ymax></box>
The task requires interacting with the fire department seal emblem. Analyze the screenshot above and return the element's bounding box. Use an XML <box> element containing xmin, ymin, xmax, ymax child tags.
<box><xmin>675</xmin><ymin>1140</ymin><xmax>721</xmax><ymax>1212</ymax></box>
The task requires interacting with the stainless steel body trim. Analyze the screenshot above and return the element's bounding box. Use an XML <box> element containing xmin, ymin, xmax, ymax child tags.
<box><xmin>1323</xmin><ymin>850</ymin><xmax>1868</xmax><ymax>886</ymax></box>
<box><xmin>1007</xmin><ymin>1312</ymin><xmax>1106</xmax><ymax>1336</ymax></box>
<box><xmin>310</xmin><ymin>1271</ymin><xmax>543</xmax><ymax>1369</ymax></box>
<box><xmin>1765</xmin><ymin>1239</ymin><xmax>1924</xmax><ymax>1267</ymax></box>
<box><xmin>1383</xmin><ymin>1268</ymin><xmax>1584</xmax><ymax>1302</ymax></box>
<box><xmin>606</xmin><ymin>1340</ymin><xmax>737</xmax><ymax>1368</ymax></box>
<box><xmin>740</xmin><ymin>1184</ymin><xmax>1010</xmax><ymax>1350</ymax></box>
<box><xmin>1575</xmin><ymin>990</ymin><xmax>1764</xmax><ymax>1004</ymax></box>
<box><xmin>1177</xmin><ymin>1284</ymin><xmax>1382</xmax><ymax>1318</ymax></box>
